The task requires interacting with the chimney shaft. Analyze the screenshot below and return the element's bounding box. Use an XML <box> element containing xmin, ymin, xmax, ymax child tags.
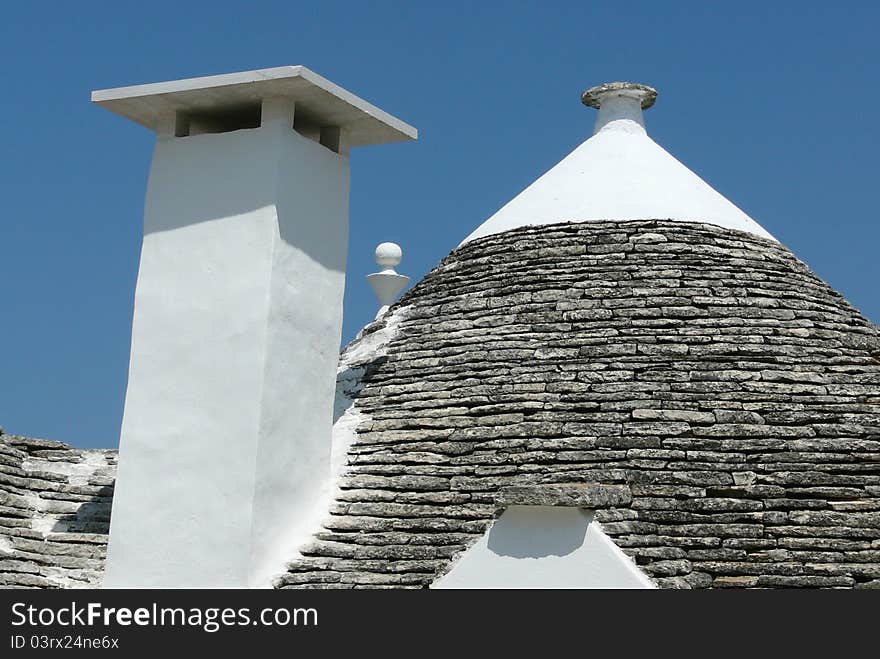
<box><xmin>92</xmin><ymin>67</ymin><xmax>416</xmax><ymax>587</ymax></box>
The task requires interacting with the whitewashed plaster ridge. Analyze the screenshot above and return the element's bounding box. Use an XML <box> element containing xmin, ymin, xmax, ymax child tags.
<box><xmin>272</xmin><ymin>308</ymin><xmax>408</xmax><ymax>579</ymax></box>
<box><xmin>331</xmin><ymin>308</ymin><xmax>406</xmax><ymax>481</ymax></box>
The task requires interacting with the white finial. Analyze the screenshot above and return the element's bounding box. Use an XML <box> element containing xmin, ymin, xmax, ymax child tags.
<box><xmin>374</xmin><ymin>241</ymin><xmax>403</xmax><ymax>270</ymax></box>
<box><xmin>367</xmin><ymin>242</ymin><xmax>409</xmax><ymax>318</ymax></box>
<box><xmin>581</xmin><ymin>82</ymin><xmax>657</xmax><ymax>135</ymax></box>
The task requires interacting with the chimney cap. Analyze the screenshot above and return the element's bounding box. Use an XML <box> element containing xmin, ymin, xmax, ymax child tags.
<box><xmin>91</xmin><ymin>66</ymin><xmax>417</xmax><ymax>148</ymax></box>
<box><xmin>581</xmin><ymin>82</ymin><xmax>657</xmax><ymax>110</ymax></box>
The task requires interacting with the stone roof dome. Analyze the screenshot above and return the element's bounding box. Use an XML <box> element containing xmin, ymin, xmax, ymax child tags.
<box><xmin>278</xmin><ymin>84</ymin><xmax>880</xmax><ymax>589</ymax></box>
<box><xmin>281</xmin><ymin>219</ymin><xmax>880</xmax><ymax>589</ymax></box>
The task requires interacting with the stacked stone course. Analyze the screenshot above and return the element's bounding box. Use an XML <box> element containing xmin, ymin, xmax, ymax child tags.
<box><xmin>0</xmin><ymin>432</ymin><xmax>116</xmax><ymax>588</ymax></box>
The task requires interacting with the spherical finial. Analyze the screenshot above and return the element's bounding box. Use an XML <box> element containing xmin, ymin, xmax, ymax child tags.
<box><xmin>375</xmin><ymin>242</ymin><xmax>402</xmax><ymax>268</ymax></box>
<box><xmin>368</xmin><ymin>242</ymin><xmax>409</xmax><ymax>318</ymax></box>
<box><xmin>581</xmin><ymin>82</ymin><xmax>657</xmax><ymax>110</ymax></box>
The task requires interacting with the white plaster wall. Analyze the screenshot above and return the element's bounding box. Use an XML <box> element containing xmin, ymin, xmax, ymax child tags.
<box><xmin>104</xmin><ymin>123</ymin><xmax>349</xmax><ymax>588</ymax></box>
<box><xmin>433</xmin><ymin>506</ymin><xmax>654</xmax><ymax>589</ymax></box>
<box><xmin>461</xmin><ymin>116</ymin><xmax>775</xmax><ymax>244</ymax></box>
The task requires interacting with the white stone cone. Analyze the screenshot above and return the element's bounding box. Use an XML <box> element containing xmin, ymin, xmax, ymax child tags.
<box><xmin>460</xmin><ymin>81</ymin><xmax>775</xmax><ymax>245</ymax></box>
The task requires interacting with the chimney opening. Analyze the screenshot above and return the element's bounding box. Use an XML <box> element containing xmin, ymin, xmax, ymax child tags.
<box><xmin>292</xmin><ymin>114</ymin><xmax>342</xmax><ymax>153</ymax></box>
<box><xmin>320</xmin><ymin>126</ymin><xmax>342</xmax><ymax>153</ymax></box>
<box><xmin>178</xmin><ymin>103</ymin><xmax>263</xmax><ymax>137</ymax></box>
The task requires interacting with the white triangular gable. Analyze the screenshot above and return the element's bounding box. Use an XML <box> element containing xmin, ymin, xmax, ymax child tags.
<box><xmin>432</xmin><ymin>506</ymin><xmax>655</xmax><ymax>589</ymax></box>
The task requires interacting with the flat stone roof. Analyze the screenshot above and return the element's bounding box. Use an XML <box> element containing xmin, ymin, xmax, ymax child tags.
<box><xmin>91</xmin><ymin>66</ymin><xmax>417</xmax><ymax>148</ymax></box>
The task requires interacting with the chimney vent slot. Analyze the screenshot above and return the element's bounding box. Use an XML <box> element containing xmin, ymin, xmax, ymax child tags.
<box><xmin>179</xmin><ymin>103</ymin><xmax>263</xmax><ymax>137</ymax></box>
<box><xmin>293</xmin><ymin>115</ymin><xmax>342</xmax><ymax>153</ymax></box>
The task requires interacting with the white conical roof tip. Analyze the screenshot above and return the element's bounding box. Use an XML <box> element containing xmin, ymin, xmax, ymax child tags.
<box><xmin>582</xmin><ymin>82</ymin><xmax>658</xmax><ymax>135</ymax></box>
<box><xmin>460</xmin><ymin>80</ymin><xmax>777</xmax><ymax>245</ymax></box>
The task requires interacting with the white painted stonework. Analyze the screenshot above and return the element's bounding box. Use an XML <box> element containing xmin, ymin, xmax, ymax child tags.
<box><xmin>17</xmin><ymin>451</ymin><xmax>115</xmax><ymax>587</ymax></box>
<box><xmin>433</xmin><ymin>506</ymin><xmax>655</xmax><ymax>589</ymax></box>
<box><xmin>461</xmin><ymin>84</ymin><xmax>775</xmax><ymax>245</ymax></box>
<box><xmin>96</xmin><ymin>68</ymin><xmax>415</xmax><ymax>588</ymax></box>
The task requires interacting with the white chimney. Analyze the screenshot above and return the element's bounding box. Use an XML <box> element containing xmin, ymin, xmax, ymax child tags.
<box><xmin>367</xmin><ymin>242</ymin><xmax>409</xmax><ymax>317</ymax></box>
<box><xmin>92</xmin><ymin>66</ymin><xmax>417</xmax><ymax>588</ymax></box>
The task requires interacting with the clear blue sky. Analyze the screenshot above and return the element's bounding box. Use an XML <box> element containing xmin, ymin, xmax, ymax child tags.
<box><xmin>1</xmin><ymin>2</ymin><xmax>877</xmax><ymax>448</ymax></box>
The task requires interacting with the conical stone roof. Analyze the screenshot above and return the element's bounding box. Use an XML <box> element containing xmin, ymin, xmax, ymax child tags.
<box><xmin>279</xmin><ymin>84</ymin><xmax>880</xmax><ymax>589</ymax></box>
<box><xmin>281</xmin><ymin>219</ymin><xmax>880</xmax><ymax>589</ymax></box>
